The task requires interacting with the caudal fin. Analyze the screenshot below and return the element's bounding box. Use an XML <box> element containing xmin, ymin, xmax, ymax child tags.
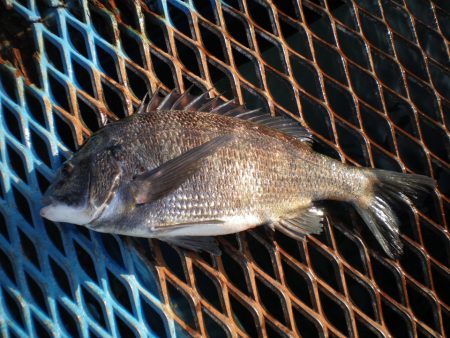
<box><xmin>354</xmin><ymin>169</ymin><xmax>435</xmax><ymax>258</ymax></box>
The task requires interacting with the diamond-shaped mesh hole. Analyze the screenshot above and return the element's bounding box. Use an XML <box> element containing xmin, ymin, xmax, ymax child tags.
<box><xmin>58</xmin><ymin>302</ymin><xmax>81</xmax><ymax>337</ymax></box>
<box><xmin>256</xmin><ymin>276</ymin><xmax>287</xmax><ymax>325</ymax></box>
<box><xmin>19</xmin><ymin>228</ymin><xmax>40</xmax><ymax>269</ymax></box>
<box><xmin>167</xmin><ymin>280</ymin><xmax>198</xmax><ymax>330</ymax></box>
<box><xmin>0</xmin><ymin>247</ymin><xmax>16</xmax><ymax>284</ymax></box>
<box><xmin>141</xmin><ymin>298</ymin><xmax>168</xmax><ymax>338</ymax></box>
<box><xmin>74</xmin><ymin>241</ymin><xmax>98</xmax><ymax>282</ymax></box>
<box><xmin>202</xmin><ymin>308</ymin><xmax>230</xmax><ymax>338</ymax></box>
<box><xmin>292</xmin><ymin>305</ymin><xmax>324</xmax><ymax>337</ymax></box>
<box><xmin>229</xmin><ymin>293</ymin><xmax>258</xmax><ymax>336</ymax></box>
<box><xmin>318</xmin><ymin>287</ymin><xmax>351</xmax><ymax>336</ymax></box>
<box><xmin>381</xmin><ymin>297</ymin><xmax>413</xmax><ymax>337</ymax></box>
<box><xmin>3</xmin><ymin>289</ymin><xmax>25</xmax><ymax>329</ymax></box>
<box><xmin>193</xmin><ymin>265</ymin><xmax>222</xmax><ymax>312</ymax></box>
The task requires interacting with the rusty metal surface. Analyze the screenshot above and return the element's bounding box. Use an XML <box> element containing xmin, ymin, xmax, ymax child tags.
<box><xmin>0</xmin><ymin>0</ymin><xmax>449</xmax><ymax>337</ymax></box>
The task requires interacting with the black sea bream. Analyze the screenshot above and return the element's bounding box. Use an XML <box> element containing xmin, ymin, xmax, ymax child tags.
<box><xmin>40</xmin><ymin>89</ymin><xmax>436</xmax><ymax>257</ymax></box>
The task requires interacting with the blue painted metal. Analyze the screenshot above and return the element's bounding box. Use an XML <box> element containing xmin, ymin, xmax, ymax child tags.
<box><xmin>0</xmin><ymin>0</ymin><xmax>178</xmax><ymax>337</ymax></box>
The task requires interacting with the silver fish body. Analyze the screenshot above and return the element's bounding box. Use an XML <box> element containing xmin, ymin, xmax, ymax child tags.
<box><xmin>40</xmin><ymin>90</ymin><xmax>435</xmax><ymax>257</ymax></box>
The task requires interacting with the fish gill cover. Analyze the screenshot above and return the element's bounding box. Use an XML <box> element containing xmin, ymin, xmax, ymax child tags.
<box><xmin>0</xmin><ymin>0</ymin><xmax>449</xmax><ymax>337</ymax></box>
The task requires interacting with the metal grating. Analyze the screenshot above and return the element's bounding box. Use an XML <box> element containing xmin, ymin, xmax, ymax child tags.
<box><xmin>0</xmin><ymin>0</ymin><xmax>449</xmax><ymax>337</ymax></box>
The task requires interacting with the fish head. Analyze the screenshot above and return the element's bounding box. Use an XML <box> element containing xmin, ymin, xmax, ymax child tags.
<box><xmin>40</xmin><ymin>136</ymin><xmax>123</xmax><ymax>225</ymax></box>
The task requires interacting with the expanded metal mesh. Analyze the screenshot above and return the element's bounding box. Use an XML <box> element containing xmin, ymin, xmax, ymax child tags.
<box><xmin>0</xmin><ymin>0</ymin><xmax>448</xmax><ymax>337</ymax></box>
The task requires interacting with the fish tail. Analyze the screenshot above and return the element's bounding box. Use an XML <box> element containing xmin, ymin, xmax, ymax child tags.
<box><xmin>353</xmin><ymin>169</ymin><xmax>435</xmax><ymax>258</ymax></box>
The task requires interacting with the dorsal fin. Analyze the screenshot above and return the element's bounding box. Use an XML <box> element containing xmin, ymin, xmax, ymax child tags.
<box><xmin>137</xmin><ymin>88</ymin><xmax>313</xmax><ymax>144</ymax></box>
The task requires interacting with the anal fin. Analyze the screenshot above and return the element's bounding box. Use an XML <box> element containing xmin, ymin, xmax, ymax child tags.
<box><xmin>274</xmin><ymin>206</ymin><xmax>324</xmax><ymax>240</ymax></box>
<box><xmin>161</xmin><ymin>236</ymin><xmax>221</xmax><ymax>255</ymax></box>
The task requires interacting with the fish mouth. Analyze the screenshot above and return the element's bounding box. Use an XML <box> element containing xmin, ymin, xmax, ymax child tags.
<box><xmin>40</xmin><ymin>201</ymin><xmax>95</xmax><ymax>225</ymax></box>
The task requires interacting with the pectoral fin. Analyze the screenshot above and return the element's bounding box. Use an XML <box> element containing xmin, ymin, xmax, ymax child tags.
<box><xmin>129</xmin><ymin>135</ymin><xmax>234</xmax><ymax>204</ymax></box>
<box><xmin>273</xmin><ymin>206</ymin><xmax>324</xmax><ymax>240</ymax></box>
<box><xmin>160</xmin><ymin>236</ymin><xmax>221</xmax><ymax>255</ymax></box>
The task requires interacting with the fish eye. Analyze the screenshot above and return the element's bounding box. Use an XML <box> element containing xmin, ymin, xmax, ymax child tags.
<box><xmin>61</xmin><ymin>163</ymin><xmax>74</xmax><ymax>176</ymax></box>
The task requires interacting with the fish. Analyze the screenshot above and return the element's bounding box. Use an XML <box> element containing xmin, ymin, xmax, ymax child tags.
<box><xmin>40</xmin><ymin>88</ymin><xmax>436</xmax><ymax>257</ymax></box>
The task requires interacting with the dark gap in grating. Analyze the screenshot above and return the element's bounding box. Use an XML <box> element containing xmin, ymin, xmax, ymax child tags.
<box><xmin>399</xmin><ymin>243</ymin><xmax>429</xmax><ymax>286</ymax></box>
<box><xmin>12</xmin><ymin>186</ymin><xmax>32</xmax><ymax>225</ymax></box>
<box><xmin>101</xmin><ymin>81</ymin><xmax>126</xmax><ymax>119</ymax></box>
<box><xmin>360</xmin><ymin>104</ymin><xmax>395</xmax><ymax>152</ymax></box>
<box><xmin>292</xmin><ymin>305</ymin><xmax>323</xmax><ymax>337</ymax></box>
<box><xmin>372</xmin><ymin>148</ymin><xmax>402</xmax><ymax>172</ymax></box>
<box><xmin>436</xmin><ymin>9</ymin><xmax>450</xmax><ymax>41</ymax></box>
<box><xmin>3</xmin><ymin>290</ymin><xmax>25</xmax><ymax>329</ymax></box>
<box><xmin>416</xmin><ymin>22</ymin><xmax>449</xmax><ymax>67</ymax></box>
<box><xmin>371</xmin><ymin>257</ymin><xmax>403</xmax><ymax>303</ymax></box>
<box><xmin>49</xmin><ymin>257</ymin><xmax>72</xmax><ymax>297</ymax></box>
<box><xmin>432</xmin><ymin>159</ymin><xmax>450</xmax><ymax>196</ymax></box>
<box><xmin>116</xmin><ymin>314</ymin><xmax>138</xmax><ymax>338</ymax></box>
<box><xmin>428</xmin><ymin>61</ymin><xmax>450</xmax><ymax>99</ymax></box>
<box><xmin>222</xmin><ymin>0</ymin><xmax>241</xmax><ymax>10</ymax></box>
<box><xmin>302</xmin><ymin>4</ymin><xmax>335</xmax><ymax>44</ymax></box>
<box><xmin>229</xmin><ymin>294</ymin><xmax>258</xmax><ymax>336</ymax></box>
<box><xmin>406</xmin><ymin>0</ymin><xmax>436</xmax><ymax>27</ymax></box>
<box><xmin>291</xmin><ymin>55</ymin><xmax>323</xmax><ymax>100</ymax></box>
<box><xmin>444</xmin><ymin>308</ymin><xmax>450</xmax><ymax>338</ymax></box>
<box><xmin>207</xmin><ymin>61</ymin><xmax>233</xmax><ymax>99</ymax></box>
<box><xmin>223</xmin><ymin>10</ymin><xmax>251</xmax><ymax>48</ymax></box>
<box><xmin>108</xmin><ymin>270</ymin><xmax>133</xmax><ymax>313</ymax></box>
<box><xmin>355</xmin><ymin>315</ymin><xmax>383</xmax><ymax>338</ymax></box>
<box><xmin>193</xmin><ymin>0</ymin><xmax>217</xmax><ymax>24</ymax></box>
<box><xmin>309</xmin><ymin>243</ymin><xmax>342</xmax><ymax>292</ymax></box>
<box><xmin>150</xmin><ymin>53</ymin><xmax>176</xmax><ymax>89</ymax></box>
<box><xmin>273</xmin><ymin>0</ymin><xmax>299</xmax><ymax>19</ymax></box>
<box><xmin>72</xmin><ymin>59</ymin><xmax>95</xmax><ymax>98</ymax></box>
<box><xmin>202</xmin><ymin>309</ymin><xmax>230</xmax><ymax>338</ymax></box>
<box><xmin>44</xmin><ymin>37</ymin><xmax>65</xmax><ymax>73</ymax></box>
<box><xmin>324</xmin><ymin>80</ymin><xmax>357</xmax><ymax>125</ymax></box>
<box><xmin>159</xmin><ymin>241</ymin><xmax>187</xmax><ymax>283</ymax></box>
<box><xmin>282</xmin><ymin>259</ymin><xmax>314</xmax><ymax>308</ymax></box>
<box><xmin>300</xmin><ymin>93</ymin><xmax>334</xmax><ymax>141</ymax></box>
<box><xmin>430</xmin><ymin>262</ymin><xmax>450</xmax><ymax>305</ymax></box>
<box><xmin>0</xmin><ymin>67</ymin><xmax>18</xmax><ymax>103</ymax></box>
<box><xmin>78</xmin><ymin>96</ymin><xmax>101</xmax><ymax>133</ymax></box>
<box><xmin>241</xmin><ymin>86</ymin><xmax>269</xmax><ymax>112</ymax></box>
<box><xmin>175</xmin><ymin>38</ymin><xmax>202</xmax><ymax>77</ymax></box>
<box><xmin>420</xmin><ymin>219</ymin><xmax>449</xmax><ymax>268</ymax></box>
<box><xmin>115</xmin><ymin>0</ymin><xmax>139</xmax><ymax>30</ymax></box>
<box><xmin>31</xmin><ymin>129</ymin><xmax>52</xmax><ymax>168</ymax></box>
<box><xmin>232</xmin><ymin>46</ymin><xmax>261</xmax><ymax>87</ymax></box>
<box><xmin>247</xmin><ymin>233</ymin><xmax>276</xmax><ymax>278</ymax></box>
<box><xmin>89</xmin><ymin>7</ymin><xmax>115</xmax><ymax>46</ymax></box>
<box><xmin>33</xmin><ymin>316</ymin><xmax>51</xmax><ymax>338</ymax></box>
<box><xmin>67</xmin><ymin>23</ymin><xmax>89</xmax><ymax>58</ymax></box>
<box><xmin>144</xmin><ymin>12</ymin><xmax>170</xmax><ymax>53</ymax></box>
<box><xmin>119</xmin><ymin>25</ymin><xmax>144</xmax><ymax>67</ymax></box>
<box><xmin>58</xmin><ymin>302</ymin><xmax>81</xmax><ymax>337</ymax></box>
<box><xmin>200</xmin><ymin>24</ymin><xmax>227</xmax><ymax>63</ymax></box>
<box><xmin>19</xmin><ymin>228</ymin><xmax>40</xmax><ymax>269</ymax></box>
<box><xmin>7</xmin><ymin>144</ymin><xmax>28</xmax><ymax>183</ymax></box>
<box><xmin>395</xmin><ymin>131</ymin><xmax>429</xmax><ymax>175</ymax></box>
<box><xmin>382</xmin><ymin>0</ymin><xmax>415</xmax><ymax>41</ymax></box>
<box><xmin>383</xmin><ymin>90</ymin><xmax>419</xmax><ymax>137</ymax></box>
<box><xmin>25</xmin><ymin>272</ymin><xmax>48</xmax><ymax>315</ymax></box>
<box><xmin>414</xmin><ymin>191</ymin><xmax>442</xmax><ymax>225</ymax></box>
<box><xmin>256</xmin><ymin>277</ymin><xmax>287</xmax><ymax>325</ymax></box>
<box><xmin>220</xmin><ymin>252</ymin><xmax>250</xmax><ymax>295</ymax></box>
<box><xmin>336</xmin><ymin>24</ymin><xmax>369</xmax><ymax>69</ymax></box>
<box><xmin>372</xmin><ymin>50</ymin><xmax>405</xmax><ymax>96</ymax></box>
<box><xmin>255</xmin><ymin>32</ymin><xmax>286</xmax><ymax>74</ymax></box>
<box><xmin>266</xmin><ymin>321</ymin><xmax>290</xmax><ymax>338</ymax></box>
<box><xmin>48</xmin><ymin>73</ymin><xmax>71</xmax><ymax>112</ymax></box>
<box><xmin>265</xmin><ymin>67</ymin><xmax>297</xmax><ymax>113</ymax></box>
<box><xmin>313</xmin><ymin>39</ymin><xmax>347</xmax><ymax>85</ymax></box>
<box><xmin>100</xmin><ymin>234</ymin><xmax>124</xmax><ymax>268</ymax></box>
<box><xmin>193</xmin><ymin>265</ymin><xmax>222</xmax><ymax>312</ymax></box>
<box><xmin>168</xmin><ymin>2</ymin><xmax>193</xmax><ymax>39</ymax></box>
<box><xmin>44</xmin><ymin>220</ymin><xmax>65</xmax><ymax>255</ymax></box>
<box><xmin>279</xmin><ymin>19</ymin><xmax>312</xmax><ymax>59</ymax></box>
<box><xmin>96</xmin><ymin>45</ymin><xmax>119</xmax><ymax>83</ymax></box>
<box><xmin>354</xmin><ymin>0</ymin><xmax>381</xmax><ymax>16</ymax></box>
<box><xmin>0</xmin><ymin>211</ymin><xmax>8</xmax><ymax>241</ymax></box>
<box><xmin>167</xmin><ymin>281</ymin><xmax>198</xmax><ymax>330</ymax></box>
<box><xmin>247</xmin><ymin>0</ymin><xmax>275</xmax><ymax>33</ymax></box>
<box><xmin>327</xmin><ymin>0</ymin><xmax>358</xmax><ymax>30</ymax></box>
<box><xmin>126</xmin><ymin>66</ymin><xmax>149</xmax><ymax>100</ymax></box>
<box><xmin>318</xmin><ymin>288</ymin><xmax>350</xmax><ymax>336</ymax></box>
<box><xmin>336</xmin><ymin>121</ymin><xmax>369</xmax><ymax>166</ymax></box>
<box><xmin>74</xmin><ymin>241</ymin><xmax>98</xmax><ymax>282</ymax></box>
<box><xmin>0</xmin><ymin>247</ymin><xmax>16</xmax><ymax>284</ymax></box>
<box><xmin>347</xmin><ymin>64</ymin><xmax>382</xmax><ymax>110</ymax></box>
<box><xmin>332</xmin><ymin>223</ymin><xmax>367</xmax><ymax>274</ymax></box>
<box><xmin>381</xmin><ymin>298</ymin><xmax>413</xmax><ymax>337</ymax></box>
<box><xmin>25</xmin><ymin>89</ymin><xmax>47</xmax><ymax>126</ymax></box>
<box><xmin>53</xmin><ymin>112</ymin><xmax>77</xmax><ymax>151</ymax></box>
<box><xmin>141</xmin><ymin>299</ymin><xmax>168</xmax><ymax>338</ymax></box>
<box><xmin>3</xmin><ymin>104</ymin><xmax>23</xmax><ymax>143</ymax></box>
<box><xmin>344</xmin><ymin>270</ymin><xmax>377</xmax><ymax>320</ymax></box>
<box><xmin>359</xmin><ymin>12</ymin><xmax>392</xmax><ymax>54</ymax></box>
<box><xmin>393</xmin><ymin>36</ymin><xmax>428</xmax><ymax>80</ymax></box>
<box><xmin>407</xmin><ymin>282</ymin><xmax>439</xmax><ymax>330</ymax></box>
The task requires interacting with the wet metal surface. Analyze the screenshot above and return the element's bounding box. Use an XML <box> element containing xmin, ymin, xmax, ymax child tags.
<box><xmin>0</xmin><ymin>0</ymin><xmax>449</xmax><ymax>337</ymax></box>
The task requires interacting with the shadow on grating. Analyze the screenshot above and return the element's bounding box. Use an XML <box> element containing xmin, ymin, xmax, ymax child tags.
<box><xmin>0</xmin><ymin>0</ymin><xmax>448</xmax><ymax>337</ymax></box>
